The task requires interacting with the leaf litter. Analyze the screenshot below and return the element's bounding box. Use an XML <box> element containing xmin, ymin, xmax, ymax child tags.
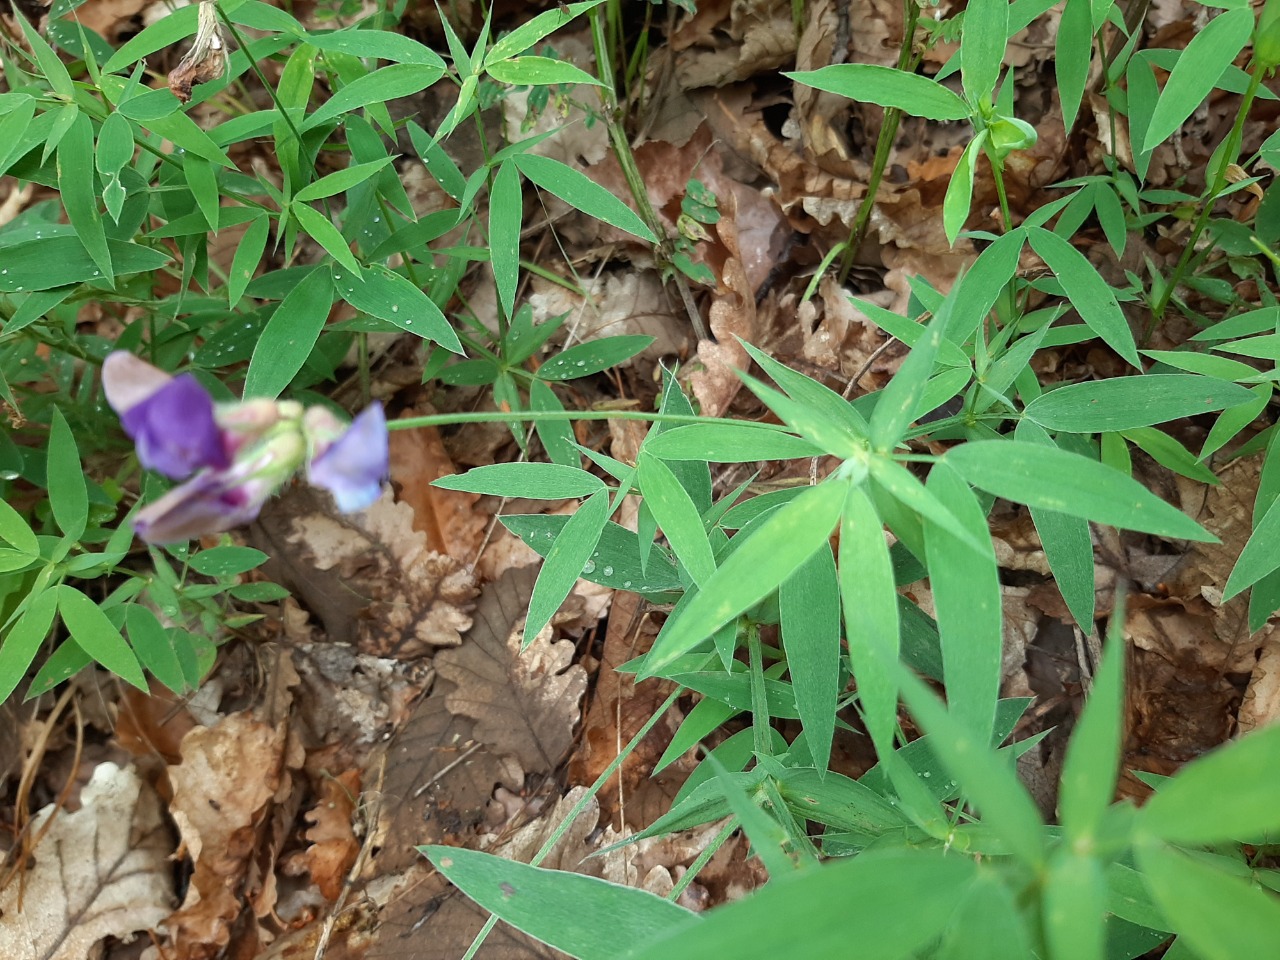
<box><xmin>7</xmin><ymin>0</ymin><xmax>1280</xmax><ymax>955</ymax></box>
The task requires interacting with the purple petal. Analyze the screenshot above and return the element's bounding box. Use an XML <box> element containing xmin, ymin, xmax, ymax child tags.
<box><xmin>307</xmin><ymin>403</ymin><xmax>388</xmax><ymax>512</ymax></box>
<box><xmin>132</xmin><ymin>471</ymin><xmax>268</xmax><ymax>544</ymax></box>
<box><xmin>102</xmin><ymin>352</ymin><xmax>173</xmax><ymax>415</ymax></box>
<box><xmin>120</xmin><ymin>374</ymin><xmax>230</xmax><ymax>479</ymax></box>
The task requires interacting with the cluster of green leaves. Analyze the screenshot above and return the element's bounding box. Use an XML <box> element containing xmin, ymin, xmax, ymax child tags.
<box><xmin>0</xmin><ymin>0</ymin><xmax>666</xmax><ymax>697</ymax></box>
<box><xmin>419</xmin><ymin>0</ymin><xmax>1280</xmax><ymax>956</ymax></box>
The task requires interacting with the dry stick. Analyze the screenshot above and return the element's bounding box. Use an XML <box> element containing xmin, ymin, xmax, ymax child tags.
<box><xmin>460</xmin><ymin>686</ymin><xmax>684</xmax><ymax>960</ymax></box>
<box><xmin>314</xmin><ymin>753</ymin><xmax>387</xmax><ymax>960</ymax></box>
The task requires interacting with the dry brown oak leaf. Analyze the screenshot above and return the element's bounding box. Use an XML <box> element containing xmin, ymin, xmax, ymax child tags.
<box><xmin>434</xmin><ymin>566</ymin><xmax>588</xmax><ymax>775</ymax></box>
<box><xmin>0</xmin><ymin>762</ymin><xmax>173</xmax><ymax>960</ymax></box>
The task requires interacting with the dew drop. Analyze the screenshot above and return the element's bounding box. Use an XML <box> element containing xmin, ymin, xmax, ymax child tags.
<box><xmin>391</xmin><ymin>305</ymin><xmax>399</xmax><ymax>313</ymax></box>
<box><xmin>582</xmin><ymin>559</ymin><xmax>596</xmax><ymax>575</ymax></box>
<box><xmin>602</xmin><ymin>565</ymin><xmax>613</xmax><ymax>577</ymax></box>
<box><xmin>622</xmin><ymin>580</ymin><xmax>632</xmax><ymax>588</ymax></box>
<box><xmin>1</xmin><ymin>269</ymin><xmax>7</xmax><ymax>275</ymax></box>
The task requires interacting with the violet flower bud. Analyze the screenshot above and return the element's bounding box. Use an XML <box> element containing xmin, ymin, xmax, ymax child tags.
<box><xmin>306</xmin><ymin>403</ymin><xmax>388</xmax><ymax>512</ymax></box>
<box><xmin>102</xmin><ymin>353</ymin><xmax>228</xmax><ymax>479</ymax></box>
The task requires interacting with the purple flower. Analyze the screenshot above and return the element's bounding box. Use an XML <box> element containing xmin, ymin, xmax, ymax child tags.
<box><xmin>103</xmin><ymin>351</ymin><xmax>391</xmax><ymax>543</ymax></box>
<box><xmin>306</xmin><ymin>404</ymin><xmax>388</xmax><ymax>511</ymax></box>
<box><xmin>102</xmin><ymin>353</ymin><xmax>228</xmax><ymax>479</ymax></box>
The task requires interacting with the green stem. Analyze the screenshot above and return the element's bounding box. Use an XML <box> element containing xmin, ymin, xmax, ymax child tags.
<box><xmin>668</xmin><ymin>819</ymin><xmax>738</xmax><ymax>902</ymax></box>
<box><xmin>588</xmin><ymin>7</ymin><xmax>707</xmax><ymax>339</ymax></box>
<box><xmin>1151</xmin><ymin>62</ymin><xmax>1264</xmax><ymax>322</ymax></box>
<box><xmin>460</xmin><ymin>687</ymin><xmax>684</xmax><ymax>960</ymax></box>
<box><xmin>216</xmin><ymin>5</ymin><xmax>305</xmax><ymax>147</ymax></box>
<box><xmin>390</xmin><ymin>409</ymin><xmax>798</xmax><ymax>432</ymax></box>
<box><xmin>837</xmin><ymin>0</ymin><xmax>922</xmax><ymax>285</ymax></box>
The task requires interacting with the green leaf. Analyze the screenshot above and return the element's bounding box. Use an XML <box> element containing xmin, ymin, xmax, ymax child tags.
<box><xmin>1222</xmin><ymin>495</ymin><xmax>1280</xmax><ymax>600</ymax></box>
<box><xmin>0</xmin><ymin>590</ymin><xmax>58</xmax><ymax>704</ymax></box>
<box><xmin>638</xmin><ymin>453</ymin><xmax>716</xmax><ymax>586</ymax></box>
<box><xmin>423</xmin><ymin>845</ymin><xmax>698</xmax><ymax>960</ymax></box>
<box><xmin>48</xmin><ymin>407</ymin><xmax>88</xmax><ymax>542</ymax></box>
<box><xmin>1015</xmin><ymin>421</ymin><xmax>1095</xmax><ymax>628</ymax></box>
<box><xmin>944</xmin><ymin>133</ymin><xmax>985</xmax><ymax>246</ymax></box>
<box><xmin>1138</xmin><ymin>843</ymin><xmax>1280</xmax><ymax>960</ymax></box>
<box><xmin>1141</xmin><ymin>8</ymin><xmax>1253</xmax><ymax>152</ymax></box>
<box><xmin>938</xmin><ymin>870</ymin><xmax>1035</xmax><ymax>960</ymax></box>
<box><xmin>961</xmin><ymin>0</ymin><xmax>1009</xmax><ymax>105</ymax></box>
<box><xmin>925</xmin><ymin>463</ymin><xmax>1001</xmax><ymax>743</ymax></box>
<box><xmin>291</xmin><ymin>202</ymin><xmax>360</xmax><ymax>274</ymax></box>
<box><xmin>738</xmin><ymin>372</ymin><xmax>866</xmax><ymax>460</ymax></box>
<box><xmin>58</xmin><ymin>111</ymin><xmax>113</xmax><ymax>283</ymax></box>
<box><xmin>780</xmin><ymin>544</ymin><xmax>841</xmax><ymax>773</ymax></box>
<box><xmin>183</xmin><ymin>154</ymin><xmax>220</xmax><ymax>231</ymax></box>
<box><xmin>512</xmin><ymin>153</ymin><xmax>657</xmax><ymax>243</ymax></box>
<box><xmin>303</xmin><ymin>63</ymin><xmax>447</xmax><ymax>131</ymax></box>
<box><xmin>488</xmin><ymin>160</ymin><xmax>522</xmax><ymax>321</ymax></box>
<box><xmin>738</xmin><ymin>340</ymin><xmax>869</xmax><ymax>441</ymax></box>
<box><xmin>57</xmin><ymin>585</ymin><xmax>145</xmax><ymax>689</ymax></box>
<box><xmin>529</xmin><ymin>379</ymin><xmax>578</xmax><ymax>468</ymax></box>
<box><xmin>244</xmin><ymin>266</ymin><xmax>335</xmax><ymax>398</ymax></box>
<box><xmin>868</xmin><ymin>457</ymin><xmax>987</xmax><ymax>555</ymax></box>
<box><xmin>946</xmin><ymin>227</ymin><xmax>1025</xmax><ymax>344</ymax></box>
<box><xmin>1043</xmin><ymin>853</ymin><xmax>1106</xmax><ymax>960</ymax></box>
<box><xmin>486</xmin><ymin>56</ymin><xmax>605</xmax><ymax>87</ymax></box>
<box><xmin>436</xmin><ymin>462</ymin><xmax>604</xmax><ymax>499</ymax></box>
<box><xmin>785</xmin><ymin>64</ymin><xmax>971</xmax><ymax>120</ymax></box>
<box><xmin>898</xmin><ymin>669</ymin><xmax>1047</xmax><ymax>866</ymax></box>
<box><xmin>524</xmin><ymin>487</ymin><xmax>609</xmax><ymax>644</ymax></box>
<box><xmin>1139</xmin><ymin>722</ymin><xmax>1280</xmax><ymax>844</ymax></box>
<box><xmin>838</xmin><ymin>484</ymin><xmax>901</xmax><ymax>754</ymax></box>
<box><xmin>644</xmin><ymin>423</ymin><xmax>823</xmax><ymax>462</ymax></box>
<box><xmin>627</xmin><ymin>849</ymin><xmax>976</xmax><ymax>960</ymax></box>
<box><xmin>536</xmin><ymin>336</ymin><xmax>656</xmax><ymax>380</ymax></box>
<box><xmin>1058</xmin><ymin>630</ymin><xmax>1125</xmax><ymax>843</ymax></box>
<box><xmin>95</xmin><ymin>111</ymin><xmax>135</xmax><ymax>176</ymax></box>
<box><xmin>0</xmin><ymin>499</ymin><xmax>39</xmax><ymax>557</ymax></box>
<box><xmin>1121</xmin><ymin>427</ymin><xmax>1218</xmax><ymax>486</ymax></box>
<box><xmin>1024</xmin><ymin>375</ymin><xmax>1255</xmax><ymax>432</ymax></box>
<box><xmin>188</xmin><ymin>545</ymin><xmax>268</xmax><ymax>577</ymax></box>
<box><xmin>946</xmin><ymin>441</ymin><xmax>1214</xmax><ymax>542</ymax></box>
<box><xmin>124</xmin><ymin>605</ymin><xmax>186</xmax><ymax>695</ymax></box>
<box><xmin>14</xmin><ymin>7</ymin><xmax>74</xmax><ymax>99</ymax></box>
<box><xmin>294</xmin><ymin>157</ymin><xmax>395</xmax><ymax>202</ymax></box>
<box><xmin>306</xmin><ymin>28</ymin><xmax>446</xmax><ymax>68</ymax></box>
<box><xmin>870</xmin><ymin>294</ymin><xmax>952</xmax><ymax>451</ymax></box>
<box><xmin>335</xmin><ymin>263</ymin><xmax>463</xmax><ymax>352</ymax></box>
<box><xmin>227</xmin><ymin>213</ymin><xmax>269</xmax><ymax>305</ymax></box>
<box><xmin>1028</xmin><ymin>227</ymin><xmax>1138</xmax><ymax>367</ymax></box>
<box><xmin>1055</xmin><ymin>0</ymin><xmax>1093</xmax><ymax>132</ymax></box>
<box><xmin>642</xmin><ymin>479</ymin><xmax>850</xmax><ymax>676</ymax></box>
<box><xmin>0</xmin><ymin>237</ymin><xmax>169</xmax><ymax>293</ymax></box>
<box><xmin>483</xmin><ymin>0</ymin><xmax>607</xmax><ymax>66</ymax></box>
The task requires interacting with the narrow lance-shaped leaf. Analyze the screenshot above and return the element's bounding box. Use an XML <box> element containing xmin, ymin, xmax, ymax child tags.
<box><xmin>924</xmin><ymin>462</ymin><xmax>1001</xmax><ymax>743</ymax></box>
<box><xmin>961</xmin><ymin>0</ymin><xmax>1009</xmax><ymax>106</ymax></box>
<box><xmin>838</xmin><ymin>484</ymin><xmax>900</xmax><ymax>755</ymax></box>
<box><xmin>488</xmin><ymin>160</ymin><xmax>522</xmax><ymax>321</ymax></box>
<box><xmin>244</xmin><ymin>266</ymin><xmax>335</xmax><ymax>399</ymax></box>
<box><xmin>946</xmin><ymin>440</ymin><xmax>1214</xmax><ymax>542</ymax></box>
<box><xmin>1015</xmin><ymin>420</ymin><xmax>1096</xmax><ymax>629</ymax></box>
<box><xmin>524</xmin><ymin>487</ymin><xmax>610</xmax><ymax>645</ymax></box>
<box><xmin>944</xmin><ymin>132</ymin><xmax>986</xmax><ymax>247</ymax></box>
<box><xmin>513</xmin><ymin>153</ymin><xmax>657</xmax><ymax>243</ymax></box>
<box><xmin>1141</xmin><ymin>8</ymin><xmax>1253</xmax><ymax>153</ymax></box>
<box><xmin>785</xmin><ymin>64</ymin><xmax>971</xmax><ymax>121</ymax></box>
<box><xmin>641</xmin><ymin>479</ymin><xmax>850</xmax><ymax>676</ymax></box>
<box><xmin>1028</xmin><ymin>227</ymin><xmax>1139</xmax><ymax>367</ymax></box>
<box><xmin>779</xmin><ymin>544</ymin><xmax>841</xmax><ymax>774</ymax></box>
